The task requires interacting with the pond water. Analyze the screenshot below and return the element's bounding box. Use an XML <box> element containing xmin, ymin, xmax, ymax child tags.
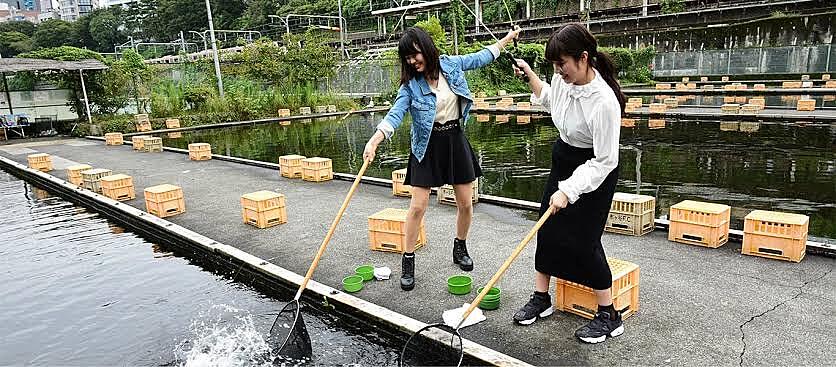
<box><xmin>0</xmin><ymin>169</ymin><xmax>401</xmax><ymax>366</ymax></box>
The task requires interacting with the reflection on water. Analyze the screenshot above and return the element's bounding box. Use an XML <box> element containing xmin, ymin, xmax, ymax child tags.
<box><xmin>161</xmin><ymin>113</ymin><xmax>836</xmax><ymax>241</ymax></box>
<box><xmin>0</xmin><ymin>170</ymin><xmax>400</xmax><ymax>366</ymax></box>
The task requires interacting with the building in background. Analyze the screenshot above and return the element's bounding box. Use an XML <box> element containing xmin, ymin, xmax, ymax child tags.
<box><xmin>58</xmin><ymin>0</ymin><xmax>93</xmax><ymax>21</ymax></box>
<box><xmin>39</xmin><ymin>0</ymin><xmax>51</xmax><ymax>11</ymax></box>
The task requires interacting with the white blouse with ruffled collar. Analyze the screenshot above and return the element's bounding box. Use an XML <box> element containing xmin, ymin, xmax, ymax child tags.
<box><xmin>530</xmin><ymin>69</ymin><xmax>622</xmax><ymax>204</ymax></box>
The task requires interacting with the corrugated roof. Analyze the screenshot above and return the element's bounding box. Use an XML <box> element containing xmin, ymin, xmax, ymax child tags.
<box><xmin>0</xmin><ymin>58</ymin><xmax>108</xmax><ymax>73</ymax></box>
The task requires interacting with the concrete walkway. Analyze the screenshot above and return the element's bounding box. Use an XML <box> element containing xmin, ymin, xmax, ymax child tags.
<box><xmin>1</xmin><ymin>138</ymin><xmax>834</xmax><ymax>366</ymax></box>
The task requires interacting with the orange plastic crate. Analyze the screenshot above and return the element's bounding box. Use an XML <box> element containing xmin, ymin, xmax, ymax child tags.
<box><xmin>188</xmin><ymin>143</ymin><xmax>212</xmax><ymax>161</ymax></box>
<box><xmin>494</xmin><ymin>115</ymin><xmax>509</xmax><ymax>123</ymax></box>
<box><xmin>368</xmin><ymin>208</ymin><xmax>426</xmax><ymax>253</ymax></box>
<box><xmin>26</xmin><ymin>153</ymin><xmax>52</xmax><ymax>172</ymax></box>
<box><xmin>742</xmin><ymin>210</ymin><xmax>809</xmax><ymax>262</ymax></box>
<box><xmin>299</xmin><ymin>107</ymin><xmax>312</xmax><ymax>115</ymax></box>
<box><xmin>105</xmin><ymin>132</ymin><xmax>123</xmax><ymax>145</ymax></box>
<box><xmin>668</xmin><ymin>200</ymin><xmax>731</xmax><ymax>248</ymax></box>
<box><xmin>81</xmin><ymin>168</ymin><xmax>112</xmax><ymax>193</ymax></box>
<box><xmin>782</xmin><ymin>81</ymin><xmax>802</xmax><ymax>88</ymax></box>
<box><xmin>135</xmin><ymin>114</ymin><xmax>152</xmax><ymax>132</ymax></box>
<box><xmin>554</xmin><ymin>258</ymin><xmax>640</xmax><ymax>320</ymax></box>
<box><xmin>516</xmin><ymin>101</ymin><xmax>531</xmax><ymax>109</ymax></box>
<box><xmin>473</xmin><ymin>101</ymin><xmax>490</xmax><ymax>109</ymax></box>
<box><xmin>100</xmin><ymin>173</ymin><xmax>133</xmax><ymax>189</ymax></box>
<box><xmin>315</xmin><ymin>105</ymin><xmax>327</xmax><ymax>113</ymax></box>
<box><xmin>740</xmin><ymin>104</ymin><xmax>760</xmax><ymax>115</ymax></box>
<box><xmin>144</xmin><ymin>184</ymin><xmax>185</xmax><ymax>218</ymax></box>
<box><xmin>391</xmin><ymin>168</ymin><xmax>411</xmax><ymax>197</ymax></box>
<box><xmin>721</xmin><ymin>104</ymin><xmax>740</xmax><ymax>114</ymax></box>
<box><xmin>721</xmin><ymin>76</ymin><xmax>729</xmax><ymax>82</ymax></box>
<box><xmin>624</xmin><ymin>103</ymin><xmax>639</xmax><ymax>113</ymax></box>
<box><xmin>165</xmin><ymin>118</ymin><xmax>181</xmax><ymax>129</ymax></box>
<box><xmin>301</xmin><ymin>157</ymin><xmax>333</xmax><ymax>182</ymax></box>
<box><xmin>437</xmin><ymin>180</ymin><xmax>479</xmax><ymax>206</ymax></box>
<box><xmin>739</xmin><ymin>121</ymin><xmax>760</xmax><ymax>133</ymax></box>
<box><xmin>700</xmin><ymin>76</ymin><xmax>708</xmax><ymax>82</ymax></box>
<box><xmin>663</xmin><ymin>97</ymin><xmax>678</xmax><ymax>108</ymax></box>
<box><xmin>647</xmin><ymin>119</ymin><xmax>666</xmax><ymax>129</ymax></box>
<box><xmin>279</xmin><ymin>154</ymin><xmax>306</xmax><ymax>178</ymax></box>
<box><xmin>648</xmin><ymin>103</ymin><xmax>666</xmax><ymax>113</ymax></box>
<box><xmin>748</xmin><ymin>97</ymin><xmax>765</xmax><ymax>108</ymax></box>
<box><xmin>476</xmin><ymin>114</ymin><xmax>490</xmax><ymax>122</ymax></box>
<box><xmin>753</xmin><ymin>84</ymin><xmax>766</xmax><ymax>90</ymax></box>
<box><xmin>825</xmin><ymin>80</ymin><xmax>836</xmax><ymax>88</ymax></box>
<box><xmin>655</xmin><ymin>83</ymin><xmax>671</xmax><ymax>90</ymax></box>
<box><xmin>605</xmin><ymin>193</ymin><xmax>656</xmax><ymax>236</ymax></box>
<box><xmin>621</xmin><ymin>118</ymin><xmax>636</xmax><ymax>128</ymax></box>
<box><xmin>797</xmin><ymin>99</ymin><xmax>815</xmax><ymax>111</ymax></box>
<box><xmin>142</xmin><ymin>137</ymin><xmax>163</xmax><ymax>152</ymax></box>
<box><xmin>241</xmin><ymin>191</ymin><xmax>287</xmax><ymax>228</ymax></box>
<box><xmin>66</xmin><ymin>164</ymin><xmax>92</xmax><ymax>186</ymax></box>
<box><xmin>100</xmin><ymin>174</ymin><xmax>136</xmax><ymax>201</ymax></box>
<box><xmin>516</xmin><ymin>115</ymin><xmax>530</xmax><ymax>124</ymax></box>
<box><xmin>278</xmin><ymin>108</ymin><xmax>291</xmax><ymax>117</ymax></box>
<box><xmin>627</xmin><ymin>97</ymin><xmax>643</xmax><ymax>105</ymax></box>
<box><xmin>734</xmin><ymin>96</ymin><xmax>748</xmax><ymax>104</ymax></box>
<box><xmin>131</xmin><ymin>135</ymin><xmax>150</xmax><ymax>150</ymax></box>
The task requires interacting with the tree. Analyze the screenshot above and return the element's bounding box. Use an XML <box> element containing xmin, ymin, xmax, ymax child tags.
<box><xmin>238</xmin><ymin>0</ymin><xmax>279</xmax><ymax>29</ymax></box>
<box><xmin>33</xmin><ymin>19</ymin><xmax>79</xmax><ymax>49</ymax></box>
<box><xmin>0</xmin><ymin>21</ymin><xmax>36</xmax><ymax>36</ymax></box>
<box><xmin>0</xmin><ymin>32</ymin><xmax>34</xmax><ymax>57</ymax></box>
<box><xmin>88</xmin><ymin>8</ymin><xmax>128</xmax><ymax>52</ymax></box>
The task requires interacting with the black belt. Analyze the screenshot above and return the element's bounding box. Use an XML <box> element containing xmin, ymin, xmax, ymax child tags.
<box><xmin>432</xmin><ymin>120</ymin><xmax>460</xmax><ymax>132</ymax></box>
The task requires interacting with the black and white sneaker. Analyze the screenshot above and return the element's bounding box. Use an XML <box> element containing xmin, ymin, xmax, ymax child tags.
<box><xmin>513</xmin><ymin>292</ymin><xmax>554</xmax><ymax>325</ymax></box>
<box><xmin>574</xmin><ymin>311</ymin><xmax>624</xmax><ymax>344</ymax></box>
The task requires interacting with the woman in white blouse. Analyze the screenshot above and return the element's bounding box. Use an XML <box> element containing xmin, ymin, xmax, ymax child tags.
<box><xmin>510</xmin><ymin>23</ymin><xmax>627</xmax><ymax>344</ymax></box>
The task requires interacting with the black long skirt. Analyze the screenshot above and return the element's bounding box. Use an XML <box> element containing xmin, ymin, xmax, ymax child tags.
<box><xmin>405</xmin><ymin>121</ymin><xmax>482</xmax><ymax>188</ymax></box>
<box><xmin>536</xmin><ymin>139</ymin><xmax>619</xmax><ymax>290</ymax></box>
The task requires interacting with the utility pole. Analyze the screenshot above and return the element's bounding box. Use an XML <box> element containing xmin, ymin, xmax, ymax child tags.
<box><xmin>338</xmin><ymin>0</ymin><xmax>347</xmax><ymax>58</ymax></box>
<box><xmin>205</xmin><ymin>0</ymin><xmax>224</xmax><ymax>98</ymax></box>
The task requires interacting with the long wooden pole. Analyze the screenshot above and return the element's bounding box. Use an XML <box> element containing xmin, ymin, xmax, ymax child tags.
<box><xmin>294</xmin><ymin>157</ymin><xmax>370</xmax><ymax>300</ymax></box>
<box><xmin>456</xmin><ymin>210</ymin><xmax>551</xmax><ymax>328</ymax></box>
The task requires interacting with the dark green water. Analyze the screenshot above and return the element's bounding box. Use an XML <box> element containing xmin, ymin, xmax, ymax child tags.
<box><xmin>162</xmin><ymin>113</ymin><xmax>836</xmax><ymax>241</ymax></box>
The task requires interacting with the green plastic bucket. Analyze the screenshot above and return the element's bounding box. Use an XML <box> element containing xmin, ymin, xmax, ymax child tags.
<box><xmin>476</xmin><ymin>286</ymin><xmax>501</xmax><ymax>310</ymax></box>
<box><xmin>447</xmin><ymin>275</ymin><xmax>472</xmax><ymax>295</ymax></box>
<box><xmin>342</xmin><ymin>275</ymin><xmax>364</xmax><ymax>293</ymax></box>
<box><xmin>355</xmin><ymin>265</ymin><xmax>374</xmax><ymax>281</ymax></box>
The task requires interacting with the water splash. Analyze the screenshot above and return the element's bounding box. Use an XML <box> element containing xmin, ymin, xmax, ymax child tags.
<box><xmin>175</xmin><ymin>304</ymin><xmax>277</xmax><ymax>367</ymax></box>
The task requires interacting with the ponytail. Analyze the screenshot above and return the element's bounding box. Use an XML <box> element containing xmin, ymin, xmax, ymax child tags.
<box><xmin>590</xmin><ymin>51</ymin><xmax>626</xmax><ymax>113</ymax></box>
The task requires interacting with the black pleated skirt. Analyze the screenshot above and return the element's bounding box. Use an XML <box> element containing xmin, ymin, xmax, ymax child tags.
<box><xmin>535</xmin><ymin>139</ymin><xmax>619</xmax><ymax>290</ymax></box>
<box><xmin>405</xmin><ymin>121</ymin><xmax>482</xmax><ymax>188</ymax></box>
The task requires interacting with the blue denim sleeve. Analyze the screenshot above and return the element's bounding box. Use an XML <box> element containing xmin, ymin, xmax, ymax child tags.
<box><xmin>376</xmin><ymin>84</ymin><xmax>411</xmax><ymax>139</ymax></box>
<box><xmin>447</xmin><ymin>46</ymin><xmax>498</xmax><ymax>71</ymax></box>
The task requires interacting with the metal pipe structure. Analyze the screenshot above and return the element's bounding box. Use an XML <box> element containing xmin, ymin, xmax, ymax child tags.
<box><xmin>205</xmin><ymin>0</ymin><xmax>225</xmax><ymax>98</ymax></box>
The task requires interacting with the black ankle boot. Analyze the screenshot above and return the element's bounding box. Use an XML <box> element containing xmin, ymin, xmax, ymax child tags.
<box><xmin>453</xmin><ymin>238</ymin><xmax>474</xmax><ymax>271</ymax></box>
<box><xmin>400</xmin><ymin>253</ymin><xmax>415</xmax><ymax>291</ymax></box>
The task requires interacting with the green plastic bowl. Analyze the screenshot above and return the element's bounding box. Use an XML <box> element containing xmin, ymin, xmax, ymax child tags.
<box><xmin>447</xmin><ymin>275</ymin><xmax>473</xmax><ymax>295</ymax></box>
<box><xmin>478</xmin><ymin>299</ymin><xmax>500</xmax><ymax>310</ymax></box>
<box><xmin>476</xmin><ymin>286</ymin><xmax>501</xmax><ymax>301</ymax></box>
<box><xmin>355</xmin><ymin>265</ymin><xmax>374</xmax><ymax>281</ymax></box>
<box><xmin>342</xmin><ymin>275</ymin><xmax>364</xmax><ymax>293</ymax></box>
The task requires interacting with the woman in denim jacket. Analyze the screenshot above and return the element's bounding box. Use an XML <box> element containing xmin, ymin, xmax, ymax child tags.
<box><xmin>363</xmin><ymin>26</ymin><xmax>520</xmax><ymax>291</ymax></box>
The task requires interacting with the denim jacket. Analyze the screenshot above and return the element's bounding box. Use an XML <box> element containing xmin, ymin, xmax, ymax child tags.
<box><xmin>376</xmin><ymin>45</ymin><xmax>500</xmax><ymax>162</ymax></box>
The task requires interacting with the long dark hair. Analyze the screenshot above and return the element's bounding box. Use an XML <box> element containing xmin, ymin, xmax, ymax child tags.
<box><xmin>397</xmin><ymin>27</ymin><xmax>441</xmax><ymax>85</ymax></box>
<box><xmin>545</xmin><ymin>23</ymin><xmax>626</xmax><ymax>111</ymax></box>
